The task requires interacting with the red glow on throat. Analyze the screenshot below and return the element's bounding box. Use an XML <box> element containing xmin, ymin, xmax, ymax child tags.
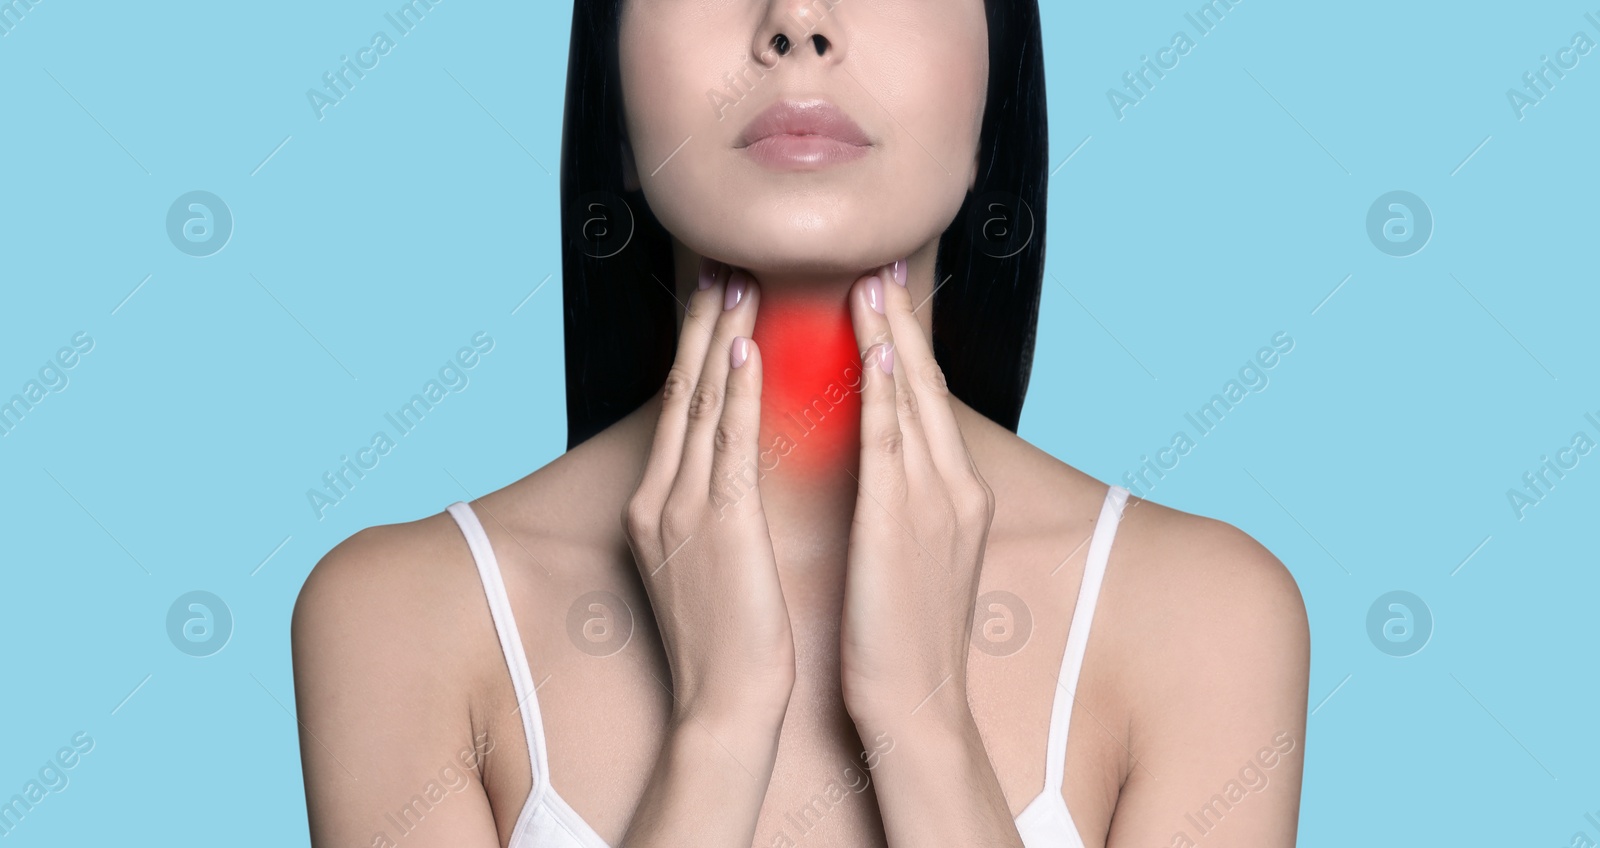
<box><xmin>750</xmin><ymin>297</ymin><xmax>864</xmax><ymax>476</ymax></box>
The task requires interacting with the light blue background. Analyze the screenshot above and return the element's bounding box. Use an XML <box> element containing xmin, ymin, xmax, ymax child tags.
<box><xmin>1</xmin><ymin>1</ymin><xmax>1594</xmax><ymax>844</ymax></box>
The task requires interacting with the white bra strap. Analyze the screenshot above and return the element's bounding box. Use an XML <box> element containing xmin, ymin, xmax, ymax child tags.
<box><xmin>1042</xmin><ymin>485</ymin><xmax>1130</xmax><ymax>792</ymax></box>
<box><xmin>446</xmin><ymin>501</ymin><xmax>549</xmax><ymax>803</ymax></box>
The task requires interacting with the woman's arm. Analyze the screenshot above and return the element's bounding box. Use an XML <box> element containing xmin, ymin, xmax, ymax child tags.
<box><xmin>850</xmin><ymin>706</ymin><xmax>1023</xmax><ymax>845</ymax></box>
<box><xmin>296</xmin><ymin>264</ymin><xmax>796</xmax><ymax>848</ymax></box>
<box><xmin>1102</xmin><ymin>521</ymin><xmax>1309</xmax><ymax>847</ymax></box>
<box><xmin>292</xmin><ymin>524</ymin><xmax>507</xmax><ymax>848</ymax></box>
<box><xmin>620</xmin><ymin>263</ymin><xmax>797</xmax><ymax>845</ymax></box>
<box><xmin>836</xmin><ymin>265</ymin><xmax>1310</xmax><ymax>845</ymax></box>
<box><xmin>837</xmin><ymin>265</ymin><xmax>1025</xmax><ymax>845</ymax></box>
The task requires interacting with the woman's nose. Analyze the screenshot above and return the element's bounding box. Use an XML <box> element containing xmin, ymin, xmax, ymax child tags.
<box><xmin>752</xmin><ymin>0</ymin><xmax>847</xmax><ymax>69</ymax></box>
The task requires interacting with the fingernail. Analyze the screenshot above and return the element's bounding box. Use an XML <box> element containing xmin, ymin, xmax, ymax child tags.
<box><xmin>698</xmin><ymin>258</ymin><xmax>717</xmax><ymax>291</ymax></box>
<box><xmin>879</xmin><ymin>343</ymin><xmax>895</xmax><ymax>375</ymax></box>
<box><xmin>731</xmin><ymin>336</ymin><xmax>750</xmax><ymax>369</ymax></box>
<box><xmin>724</xmin><ymin>271</ymin><xmax>748</xmax><ymax>310</ymax></box>
<box><xmin>892</xmin><ymin>258</ymin><xmax>907</xmax><ymax>287</ymax></box>
<box><xmin>865</xmin><ymin>276</ymin><xmax>885</xmax><ymax>314</ymax></box>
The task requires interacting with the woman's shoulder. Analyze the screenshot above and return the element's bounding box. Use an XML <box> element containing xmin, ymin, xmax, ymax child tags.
<box><xmin>291</xmin><ymin>506</ymin><xmax>509</xmax><ymax>697</ymax></box>
<box><xmin>293</xmin><ymin>415</ymin><xmax>647</xmax><ymax>646</ymax></box>
<box><xmin>981</xmin><ymin>417</ymin><xmax>1308</xmax><ymax>673</ymax></box>
<box><xmin>1107</xmin><ymin>492</ymin><xmax>1305</xmax><ymax>649</ymax></box>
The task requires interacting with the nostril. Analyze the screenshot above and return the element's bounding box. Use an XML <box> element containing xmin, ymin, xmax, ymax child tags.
<box><xmin>771</xmin><ymin>33</ymin><xmax>791</xmax><ymax>56</ymax></box>
<box><xmin>813</xmin><ymin>34</ymin><xmax>830</xmax><ymax>56</ymax></box>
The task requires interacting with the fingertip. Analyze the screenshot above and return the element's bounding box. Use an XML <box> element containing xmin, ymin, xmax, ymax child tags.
<box><xmin>878</xmin><ymin>263</ymin><xmax>912</xmax><ymax>312</ymax></box>
<box><xmin>690</xmin><ymin>261</ymin><xmax>726</xmax><ymax>310</ymax></box>
<box><xmin>729</xmin><ymin>336</ymin><xmax>761</xmax><ymax>377</ymax></box>
<box><xmin>746</xmin><ymin>337</ymin><xmax>761</xmax><ymax>373</ymax></box>
<box><xmin>726</xmin><ymin>336</ymin><xmax>762</xmax><ymax>407</ymax></box>
<box><xmin>852</xmin><ymin>270</ymin><xmax>880</xmax><ymax>295</ymax></box>
<box><xmin>863</xmin><ymin>342</ymin><xmax>894</xmax><ymax>381</ymax></box>
<box><xmin>849</xmin><ymin>274</ymin><xmax>890</xmax><ymax>339</ymax></box>
<box><xmin>742</xmin><ymin>274</ymin><xmax>761</xmax><ymax>312</ymax></box>
<box><xmin>864</xmin><ymin>275</ymin><xmax>885</xmax><ymax>315</ymax></box>
<box><xmin>724</xmin><ymin>270</ymin><xmax>750</xmax><ymax>311</ymax></box>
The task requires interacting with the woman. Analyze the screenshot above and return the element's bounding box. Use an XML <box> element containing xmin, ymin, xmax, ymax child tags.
<box><xmin>292</xmin><ymin>1</ymin><xmax>1310</xmax><ymax>846</ymax></box>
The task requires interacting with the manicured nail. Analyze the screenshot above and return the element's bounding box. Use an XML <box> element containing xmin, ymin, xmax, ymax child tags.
<box><xmin>725</xmin><ymin>271</ymin><xmax>748</xmax><ymax>310</ymax></box>
<box><xmin>731</xmin><ymin>336</ymin><xmax>750</xmax><ymax>369</ymax></box>
<box><xmin>879</xmin><ymin>343</ymin><xmax>895</xmax><ymax>375</ymax></box>
<box><xmin>892</xmin><ymin>258</ymin><xmax>907</xmax><ymax>287</ymax></box>
<box><xmin>865</xmin><ymin>276</ymin><xmax>885</xmax><ymax>314</ymax></box>
<box><xmin>698</xmin><ymin>258</ymin><xmax>717</xmax><ymax>290</ymax></box>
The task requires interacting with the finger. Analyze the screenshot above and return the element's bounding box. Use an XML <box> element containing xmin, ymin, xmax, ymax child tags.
<box><xmin>640</xmin><ymin>258</ymin><xmax>730</xmax><ymax>497</ymax></box>
<box><xmin>674</xmin><ymin>270</ymin><xmax>760</xmax><ymax>499</ymax></box>
<box><xmin>878</xmin><ymin>260</ymin><xmax>971</xmax><ymax>479</ymax></box>
<box><xmin>847</xmin><ymin>273</ymin><xmax>911</xmax><ymax>499</ymax></box>
<box><xmin>852</xmin><ymin>269</ymin><xmax>935</xmax><ymax>476</ymax></box>
<box><xmin>708</xmin><ymin>335</ymin><xmax>763</xmax><ymax>522</ymax></box>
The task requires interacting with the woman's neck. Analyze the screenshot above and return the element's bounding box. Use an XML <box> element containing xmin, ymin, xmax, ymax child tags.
<box><xmin>671</xmin><ymin>251</ymin><xmax>937</xmax><ymax>534</ymax></box>
<box><xmin>750</xmin><ymin>287</ymin><xmax>864</xmax><ymax>481</ymax></box>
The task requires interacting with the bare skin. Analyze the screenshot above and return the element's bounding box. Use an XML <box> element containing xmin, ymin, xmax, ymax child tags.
<box><xmin>292</xmin><ymin>247</ymin><xmax>1310</xmax><ymax>847</ymax></box>
<box><xmin>294</xmin><ymin>2</ymin><xmax>1308</xmax><ymax>843</ymax></box>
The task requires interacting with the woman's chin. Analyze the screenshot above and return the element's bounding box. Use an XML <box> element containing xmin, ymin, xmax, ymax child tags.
<box><xmin>691</xmin><ymin>228</ymin><xmax>926</xmax><ymax>282</ymax></box>
<box><xmin>653</xmin><ymin>181</ymin><xmax>963</xmax><ymax>278</ymax></box>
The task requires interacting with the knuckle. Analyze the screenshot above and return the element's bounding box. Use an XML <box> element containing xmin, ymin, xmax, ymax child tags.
<box><xmin>687</xmin><ymin>383</ymin><xmax>722</xmax><ymax>421</ymax></box>
<box><xmin>877</xmin><ymin>427</ymin><xmax>903</xmax><ymax>457</ymax></box>
<box><xmin>956</xmin><ymin>483</ymin><xmax>991</xmax><ymax>523</ymax></box>
<box><xmin>662</xmin><ymin>368</ymin><xmax>694</xmax><ymax>404</ymax></box>
<box><xmin>714</xmin><ymin>420</ymin><xmax>743</xmax><ymax>452</ymax></box>
<box><xmin>896</xmin><ymin>386</ymin><xmax>919</xmax><ymax>419</ymax></box>
<box><xmin>622</xmin><ymin>495</ymin><xmax>658</xmax><ymax>541</ymax></box>
<box><xmin>919</xmin><ymin>362</ymin><xmax>950</xmax><ymax>396</ymax></box>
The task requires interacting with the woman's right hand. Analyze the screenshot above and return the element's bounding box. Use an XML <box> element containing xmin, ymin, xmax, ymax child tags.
<box><xmin>622</xmin><ymin>259</ymin><xmax>794</xmax><ymax>730</ymax></box>
<box><xmin>620</xmin><ymin>260</ymin><xmax>792</xmax><ymax>845</ymax></box>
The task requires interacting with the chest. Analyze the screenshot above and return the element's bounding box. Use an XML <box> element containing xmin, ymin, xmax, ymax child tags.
<box><xmin>476</xmin><ymin>531</ymin><xmax>1127</xmax><ymax>847</ymax></box>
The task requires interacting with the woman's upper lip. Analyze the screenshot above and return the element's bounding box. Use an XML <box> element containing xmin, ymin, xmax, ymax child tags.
<box><xmin>735</xmin><ymin>99</ymin><xmax>872</xmax><ymax>148</ymax></box>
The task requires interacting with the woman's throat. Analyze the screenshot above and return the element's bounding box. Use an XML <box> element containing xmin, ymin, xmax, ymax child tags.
<box><xmin>749</xmin><ymin>295</ymin><xmax>864</xmax><ymax>478</ymax></box>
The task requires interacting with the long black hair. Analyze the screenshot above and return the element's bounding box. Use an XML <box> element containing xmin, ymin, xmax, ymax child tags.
<box><xmin>560</xmin><ymin>0</ymin><xmax>1048</xmax><ymax>450</ymax></box>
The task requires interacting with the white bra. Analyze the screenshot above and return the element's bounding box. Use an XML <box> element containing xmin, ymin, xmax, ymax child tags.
<box><xmin>445</xmin><ymin>484</ymin><xmax>1130</xmax><ymax>847</ymax></box>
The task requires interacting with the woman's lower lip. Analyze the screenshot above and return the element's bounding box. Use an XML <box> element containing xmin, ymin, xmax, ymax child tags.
<box><xmin>741</xmin><ymin>134</ymin><xmax>870</xmax><ymax>169</ymax></box>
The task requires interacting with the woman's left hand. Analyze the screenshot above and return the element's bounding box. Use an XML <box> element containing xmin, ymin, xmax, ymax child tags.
<box><xmin>838</xmin><ymin>262</ymin><xmax>1022</xmax><ymax>844</ymax></box>
<box><xmin>838</xmin><ymin>260</ymin><xmax>997</xmax><ymax>729</ymax></box>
